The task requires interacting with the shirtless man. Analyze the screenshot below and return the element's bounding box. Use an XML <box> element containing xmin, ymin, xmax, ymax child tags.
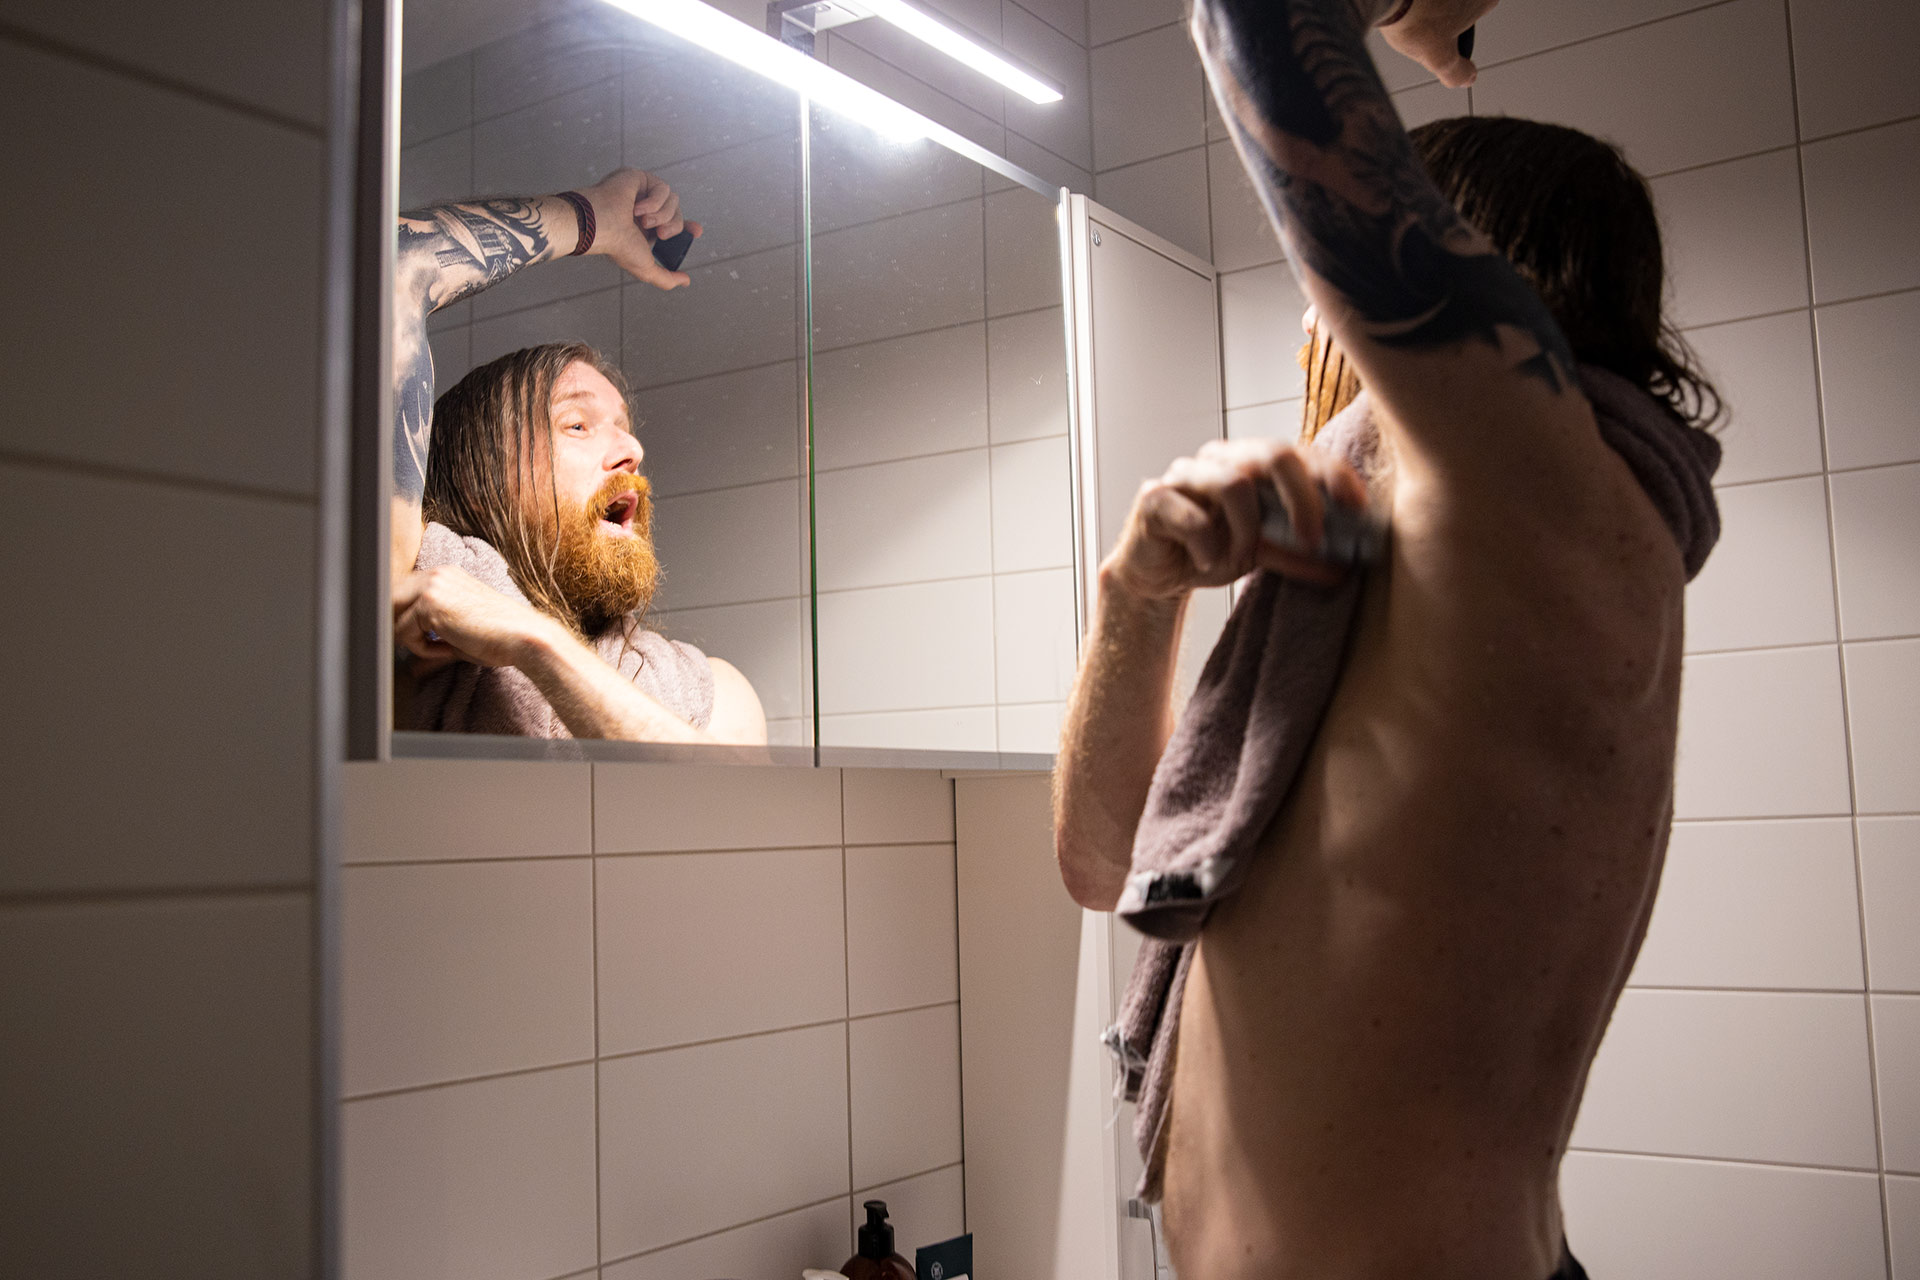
<box><xmin>1054</xmin><ymin>1</ymin><xmax>1711</xmax><ymax>1276</ymax></box>
<box><xmin>385</xmin><ymin>168</ymin><xmax>766</xmax><ymax>743</ymax></box>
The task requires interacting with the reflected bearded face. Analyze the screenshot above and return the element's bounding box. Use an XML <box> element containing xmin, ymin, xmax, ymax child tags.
<box><xmin>535</xmin><ymin>361</ymin><xmax>660</xmax><ymax>634</ymax></box>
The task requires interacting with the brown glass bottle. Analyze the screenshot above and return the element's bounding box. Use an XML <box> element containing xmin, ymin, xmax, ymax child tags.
<box><xmin>841</xmin><ymin>1200</ymin><xmax>915</xmax><ymax>1280</ymax></box>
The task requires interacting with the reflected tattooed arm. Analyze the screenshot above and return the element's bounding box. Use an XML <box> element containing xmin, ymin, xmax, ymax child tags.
<box><xmin>389</xmin><ymin>170</ymin><xmax>700</xmax><ymax>578</ymax></box>
<box><xmin>1194</xmin><ymin>0</ymin><xmax>1588</xmax><ymax>476</ymax></box>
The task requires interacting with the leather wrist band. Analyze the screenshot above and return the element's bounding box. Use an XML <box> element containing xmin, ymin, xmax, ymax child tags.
<box><xmin>1377</xmin><ymin>0</ymin><xmax>1414</xmax><ymax>25</ymax></box>
<box><xmin>556</xmin><ymin>190</ymin><xmax>595</xmax><ymax>256</ymax></box>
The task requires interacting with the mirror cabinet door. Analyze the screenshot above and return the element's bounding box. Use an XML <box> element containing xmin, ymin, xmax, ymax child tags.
<box><xmin>807</xmin><ymin>110</ymin><xmax>1077</xmax><ymax>756</ymax></box>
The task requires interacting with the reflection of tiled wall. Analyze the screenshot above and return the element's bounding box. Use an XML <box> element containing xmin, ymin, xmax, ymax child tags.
<box><xmin>343</xmin><ymin>762</ymin><xmax>967</xmax><ymax>1279</ymax></box>
<box><xmin>810</xmin><ymin>118</ymin><xmax>1076</xmax><ymax>752</ymax></box>
<box><xmin>402</xmin><ymin>8</ymin><xmax>815</xmax><ymax>743</ymax></box>
<box><xmin>1091</xmin><ymin>1</ymin><xmax>1920</xmax><ymax>1274</ymax></box>
<box><xmin>0</xmin><ymin>1</ymin><xmax>327</xmax><ymax>1275</ymax></box>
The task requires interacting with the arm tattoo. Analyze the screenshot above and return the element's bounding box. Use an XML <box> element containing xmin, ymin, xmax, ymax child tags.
<box><xmin>391</xmin><ymin>198</ymin><xmax>557</xmax><ymax>507</ymax></box>
<box><xmin>1196</xmin><ymin>0</ymin><xmax>1576</xmax><ymax>391</ymax></box>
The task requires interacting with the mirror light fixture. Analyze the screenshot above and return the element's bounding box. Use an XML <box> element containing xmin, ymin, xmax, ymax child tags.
<box><xmin>855</xmin><ymin>0</ymin><xmax>1064</xmax><ymax>103</ymax></box>
<box><xmin>598</xmin><ymin>0</ymin><xmax>931</xmax><ymax>139</ymax></box>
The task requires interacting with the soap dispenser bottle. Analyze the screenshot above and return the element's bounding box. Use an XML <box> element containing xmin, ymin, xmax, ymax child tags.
<box><xmin>841</xmin><ymin>1200</ymin><xmax>915</xmax><ymax>1280</ymax></box>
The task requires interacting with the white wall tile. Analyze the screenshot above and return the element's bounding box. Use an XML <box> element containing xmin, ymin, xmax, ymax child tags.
<box><xmin>470</xmin><ymin>9</ymin><xmax>625</xmax><ymax>120</ymax></box>
<box><xmin>1392</xmin><ymin>82</ymin><xmax>1467</xmax><ymax>130</ymax></box>
<box><xmin>0</xmin><ymin>42</ymin><xmax>322</xmax><ymax>497</ymax></box>
<box><xmin>472</xmin><ymin>79</ymin><xmax>623</xmax><ymax>198</ymax></box>
<box><xmin>1880</xmin><ymin>995</ymin><xmax>1920</xmax><ymax>1172</ymax></box>
<box><xmin>1221</xmin><ymin>263</ymin><xmax>1309</xmax><ymax>408</ymax></box>
<box><xmin>1006</xmin><ymin>132</ymin><xmax>1093</xmax><ymax>195</ymax></box>
<box><xmin>1631</xmin><ymin>819</ymin><xmax>1863</xmax><ymax>990</ymax></box>
<box><xmin>625</xmin><ymin>44</ymin><xmax>801</xmax><ymax>170</ymax></box>
<box><xmin>651</xmin><ymin>597</ymin><xmax>809</xmax><ymax>722</ymax></box>
<box><xmin>1684</xmin><ymin>476</ymin><xmax>1836</xmax><ymax>652</ymax></box>
<box><xmin>991</xmin><ymin>436</ymin><xmax>1076</xmax><ymax>572</ymax></box>
<box><xmin>1790</xmin><ymin>0</ymin><xmax>1920</xmax><ymax>139</ymax></box>
<box><xmin>601</xmin><ymin>1198</ymin><xmax>851</xmax><ymax>1280</ymax></box>
<box><xmin>1208</xmin><ymin>140</ymin><xmax>1283</xmax><ymax>273</ymax></box>
<box><xmin>989</xmin><ymin>307</ymin><xmax>1071</xmax><ymax>443</ymax></box>
<box><xmin>815</xmin><ymin>325</ymin><xmax>991</xmax><ymax>471</ymax></box>
<box><xmin>400</xmin><ymin>129</ymin><xmax>473</xmax><ymax>210</ymax></box>
<box><xmin>1817</xmin><ymin>290</ymin><xmax>1920</xmax><ymax>471</ymax></box>
<box><xmin>998</xmin><ymin>701</ymin><xmax>1065</xmax><ymax>753</ymax></box>
<box><xmin>624</xmin><ymin>245</ymin><xmax>800</xmax><ymax>388</ymax></box>
<box><xmin>824</xmin><ymin>34</ymin><xmax>1008</xmax><ymax>157</ymax></box>
<box><xmin>427</xmin><ymin>324</ymin><xmax>472</xmax><ymax>389</ymax></box>
<box><xmin>814</xmin><ymin>202</ymin><xmax>987</xmax><ymax>351</ymax></box>
<box><xmin>344</xmin><ymin>760</ymin><xmax>592</xmax><ymax>863</ymax></box>
<box><xmin>1845</xmin><ymin>638</ymin><xmax>1920</xmax><ymax>813</ymax></box>
<box><xmin>1095</xmin><ymin>148</ymin><xmax>1211</xmax><ymax>262</ymax></box>
<box><xmin>1227</xmin><ymin>398</ymin><xmax>1304</xmax><ymax>441</ymax></box>
<box><xmin>810</xmin><ymin>113</ymin><xmax>986</xmax><ymax>235</ymax></box>
<box><xmin>634</xmin><ymin>361</ymin><xmax>804</xmax><ymax>498</ymax></box>
<box><xmin>1832</xmin><ymin>463</ymin><xmax>1920</xmax><ymax>640</ymax></box>
<box><xmin>598</xmin><ymin>848</ymin><xmax>847</xmax><ymax>1053</ymax></box>
<box><xmin>599</xmin><ymin>1024</ymin><xmax>851</xmax><ymax>1259</ymax></box>
<box><xmin>1012</xmin><ymin>0</ymin><xmax>1085</xmax><ymax>47</ymax></box>
<box><xmin>1572</xmin><ymin>989</ymin><xmax>1879</xmax><ymax>1168</ymax></box>
<box><xmin>469</xmin><ymin>285</ymin><xmax>622</xmax><ymax>368</ymax></box>
<box><xmin>470</xmin><ymin>252</ymin><xmax>624</xmax><ymax>322</ymax></box>
<box><xmin>1091</xmin><ymin>25</ymin><xmax>1205</xmax><ymax>171</ymax></box>
<box><xmin>1893</xmin><ymin>1174</ymin><xmax>1920</xmax><ymax>1280</ymax></box>
<box><xmin>0</xmin><ymin>0</ymin><xmax>328</xmax><ymax>126</ymax></box>
<box><xmin>1804</xmin><ymin>119</ymin><xmax>1920</xmax><ymax>304</ymax></box>
<box><xmin>844</xmin><ymin>770</ymin><xmax>957</xmax><ymax>844</ymax></box>
<box><xmin>994</xmin><ymin>568</ymin><xmax>1079</xmax><ymax>704</ymax></box>
<box><xmin>344</xmin><ymin>1065</ymin><xmax>597</xmax><ymax>1280</ymax></box>
<box><xmin>1090</xmin><ymin>0</ymin><xmax>1180</xmax><ymax>46</ymax></box>
<box><xmin>847</xmin><ymin>845</ymin><xmax>962</xmax><ymax>1016</ymax></box>
<box><xmin>1674</xmin><ymin>646</ymin><xmax>1853</xmax><ymax>819</ymax></box>
<box><xmin>650</xmin><ymin>477</ymin><xmax>803</xmax><ymax>612</ymax></box>
<box><xmin>596</xmin><ymin>760</ymin><xmax>840</xmax><ymax>850</ymax></box>
<box><xmin>403</xmin><ymin>55</ymin><xmax>473</xmax><ymax>146</ymax></box>
<box><xmin>852</xmin><ymin>1164</ymin><xmax>967</xmax><ymax>1257</ymax></box>
<box><xmin>1472</xmin><ymin>0</ymin><xmax>1794</xmax><ymax>178</ymax></box>
<box><xmin>1473</xmin><ymin>0</ymin><xmax>1707</xmax><ymax>66</ymax></box>
<box><xmin>850</xmin><ymin>1004</ymin><xmax>966</xmax><ymax>1188</ymax></box>
<box><xmin>1004</xmin><ymin>2</ymin><xmax>1094</xmax><ymax>172</ymax></box>
<box><xmin>821</xmin><ymin>707</ymin><xmax>1001</xmax><ymax>751</ymax></box>
<box><xmin>987</xmin><ymin>187</ymin><xmax>1069</xmax><ymax>318</ymax></box>
<box><xmin>817</xmin><ymin>578</ymin><xmax>998</xmax><ymax>715</ymax></box>
<box><xmin>1652</xmin><ymin>149</ymin><xmax>1809</xmax><ymax>329</ymax></box>
<box><xmin>343</xmin><ymin>860</ymin><xmax>595</xmax><ymax>1095</ymax></box>
<box><xmin>656</xmin><ymin>133</ymin><xmax>801</xmax><ymax>265</ymax></box>
<box><xmin>1862</xmin><ymin>817</ymin><xmax>1920</xmax><ymax>992</ymax></box>
<box><xmin>1560</xmin><ymin>1152</ymin><xmax>1887</xmax><ymax>1280</ymax></box>
<box><xmin>1684</xmin><ymin>311</ymin><xmax>1825</xmax><ymax>484</ymax></box>
<box><xmin>0</xmin><ymin>467</ymin><xmax>313</xmax><ymax>893</ymax></box>
<box><xmin>817</xmin><ymin>451</ymin><xmax>994</xmax><ymax>591</ymax></box>
<box><xmin>0</xmin><ymin>896</ymin><xmax>311</xmax><ymax>1280</ymax></box>
<box><xmin>1366</xmin><ymin>25</ymin><xmax>1436</xmax><ymax>93</ymax></box>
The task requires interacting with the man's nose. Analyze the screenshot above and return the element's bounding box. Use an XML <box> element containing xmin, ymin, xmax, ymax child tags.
<box><xmin>607</xmin><ymin>430</ymin><xmax>642</xmax><ymax>473</ymax></box>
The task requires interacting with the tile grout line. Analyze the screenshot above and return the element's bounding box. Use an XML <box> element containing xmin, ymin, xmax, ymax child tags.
<box><xmin>841</xmin><ymin>769</ymin><xmax>858</xmax><ymax>1211</ymax></box>
<box><xmin>0</xmin><ymin>881</ymin><xmax>314</xmax><ymax>910</ymax></box>
<box><xmin>1568</xmin><ymin>1143</ymin><xmax>1886</xmax><ymax>1177</ymax></box>
<box><xmin>1684</xmin><ymin>634</ymin><xmax>1920</xmax><ymax>661</ymax></box>
<box><xmin>1781</xmin><ymin>8</ymin><xmax>1896</xmax><ymax>1270</ymax></box>
<box><xmin>591</xmin><ymin>762</ymin><xmax>605</xmax><ymax>1268</ymax></box>
<box><xmin>0</xmin><ymin>446</ymin><xmax>321</xmax><ymax>509</ymax></box>
<box><xmin>980</xmin><ymin>178</ymin><xmax>1004</xmax><ymax>737</ymax></box>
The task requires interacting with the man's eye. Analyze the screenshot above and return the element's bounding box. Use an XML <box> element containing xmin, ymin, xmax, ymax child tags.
<box><xmin>562</xmin><ymin>421</ymin><xmax>587</xmax><ymax>434</ymax></box>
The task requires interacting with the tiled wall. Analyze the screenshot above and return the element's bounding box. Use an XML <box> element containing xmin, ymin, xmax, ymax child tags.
<box><xmin>403</xmin><ymin>0</ymin><xmax>1085</xmax><ymax>753</ymax></box>
<box><xmin>1087</xmin><ymin>0</ymin><xmax>1920</xmax><ymax>1274</ymax></box>
<box><xmin>341</xmin><ymin>761</ymin><xmax>967</xmax><ymax>1279</ymax></box>
<box><xmin>0</xmin><ymin>0</ymin><xmax>331</xmax><ymax>1275</ymax></box>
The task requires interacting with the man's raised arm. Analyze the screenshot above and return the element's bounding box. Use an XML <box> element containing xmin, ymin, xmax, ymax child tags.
<box><xmin>1195</xmin><ymin>0</ymin><xmax>1589</xmax><ymax>477</ymax></box>
<box><xmin>389</xmin><ymin>170</ymin><xmax>698</xmax><ymax>577</ymax></box>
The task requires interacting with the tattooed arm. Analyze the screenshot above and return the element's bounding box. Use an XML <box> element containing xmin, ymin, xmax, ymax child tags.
<box><xmin>390</xmin><ymin>169</ymin><xmax>700</xmax><ymax>578</ymax></box>
<box><xmin>1194</xmin><ymin>0</ymin><xmax>1589</xmax><ymax>482</ymax></box>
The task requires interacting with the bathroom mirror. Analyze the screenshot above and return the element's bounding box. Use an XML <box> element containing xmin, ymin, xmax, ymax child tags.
<box><xmin>383</xmin><ymin>0</ymin><xmax>1076</xmax><ymax>763</ymax></box>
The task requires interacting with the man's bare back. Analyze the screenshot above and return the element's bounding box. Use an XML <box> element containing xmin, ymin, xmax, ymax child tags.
<box><xmin>1162</xmin><ymin>393</ymin><xmax>1687</xmax><ymax>1278</ymax></box>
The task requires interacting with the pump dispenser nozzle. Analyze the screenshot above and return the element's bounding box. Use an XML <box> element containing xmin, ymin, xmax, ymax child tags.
<box><xmin>842</xmin><ymin>1200</ymin><xmax>914</xmax><ymax>1279</ymax></box>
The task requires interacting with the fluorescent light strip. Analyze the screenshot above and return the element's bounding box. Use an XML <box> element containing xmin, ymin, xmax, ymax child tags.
<box><xmin>598</xmin><ymin>0</ymin><xmax>930</xmax><ymax>140</ymax></box>
<box><xmin>861</xmin><ymin>0</ymin><xmax>1064</xmax><ymax>103</ymax></box>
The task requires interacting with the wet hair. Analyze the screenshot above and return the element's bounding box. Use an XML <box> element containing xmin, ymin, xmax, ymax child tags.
<box><xmin>422</xmin><ymin>341</ymin><xmax>632</xmax><ymax>627</ymax></box>
<box><xmin>1409</xmin><ymin>116</ymin><xmax>1723</xmax><ymax>431</ymax></box>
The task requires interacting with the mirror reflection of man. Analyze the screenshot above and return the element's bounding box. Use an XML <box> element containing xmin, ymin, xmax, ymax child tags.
<box><xmin>387</xmin><ymin>168</ymin><xmax>767</xmax><ymax>744</ymax></box>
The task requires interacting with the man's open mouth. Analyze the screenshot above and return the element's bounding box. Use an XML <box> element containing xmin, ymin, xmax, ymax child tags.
<box><xmin>601</xmin><ymin>491</ymin><xmax>639</xmax><ymax>536</ymax></box>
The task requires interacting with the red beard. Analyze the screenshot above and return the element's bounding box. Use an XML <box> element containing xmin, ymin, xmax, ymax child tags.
<box><xmin>549</xmin><ymin>472</ymin><xmax>660</xmax><ymax>635</ymax></box>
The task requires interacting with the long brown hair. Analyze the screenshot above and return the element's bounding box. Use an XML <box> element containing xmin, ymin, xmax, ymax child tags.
<box><xmin>422</xmin><ymin>341</ymin><xmax>633</xmax><ymax>628</ymax></box>
<box><xmin>1409</xmin><ymin>116</ymin><xmax>1723</xmax><ymax>432</ymax></box>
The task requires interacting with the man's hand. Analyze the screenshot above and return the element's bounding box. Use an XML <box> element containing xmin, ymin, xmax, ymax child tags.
<box><xmin>393</xmin><ymin>565</ymin><xmax>561</xmax><ymax>669</ymax></box>
<box><xmin>1378</xmin><ymin>0</ymin><xmax>1499</xmax><ymax>87</ymax></box>
<box><xmin>1102</xmin><ymin>439</ymin><xmax>1368</xmax><ymax>600</ymax></box>
<box><xmin>580</xmin><ymin>168</ymin><xmax>704</xmax><ymax>291</ymax></box>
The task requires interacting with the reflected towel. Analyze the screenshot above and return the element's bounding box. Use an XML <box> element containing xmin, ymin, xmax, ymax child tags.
<box><xmin>1105</xmin><ymin>366</ymin><xmax>1723</xmax><ymax>1201</ymax></box>
<box><xmin>404</xmin><ymin>520</ymin><xmax>715</xmax><ymax>737</ymax></box>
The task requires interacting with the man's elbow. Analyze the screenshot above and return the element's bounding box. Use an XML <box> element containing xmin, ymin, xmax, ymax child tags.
<box><xmin>1054</xmin><ymin>827</ymin><xmax>1125</xmax><ymax>913</ymax></box>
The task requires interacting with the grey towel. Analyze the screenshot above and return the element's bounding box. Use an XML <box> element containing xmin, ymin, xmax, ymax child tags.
<box><xmin>405</xmin><ymin>521</ymin><xmax>715</xmax><ymax>737</ymax></box>
<box><xmin>1105</xmin><ymin>367</ymin><xmax>1722</xmax><ymax>1201</ymax></box>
